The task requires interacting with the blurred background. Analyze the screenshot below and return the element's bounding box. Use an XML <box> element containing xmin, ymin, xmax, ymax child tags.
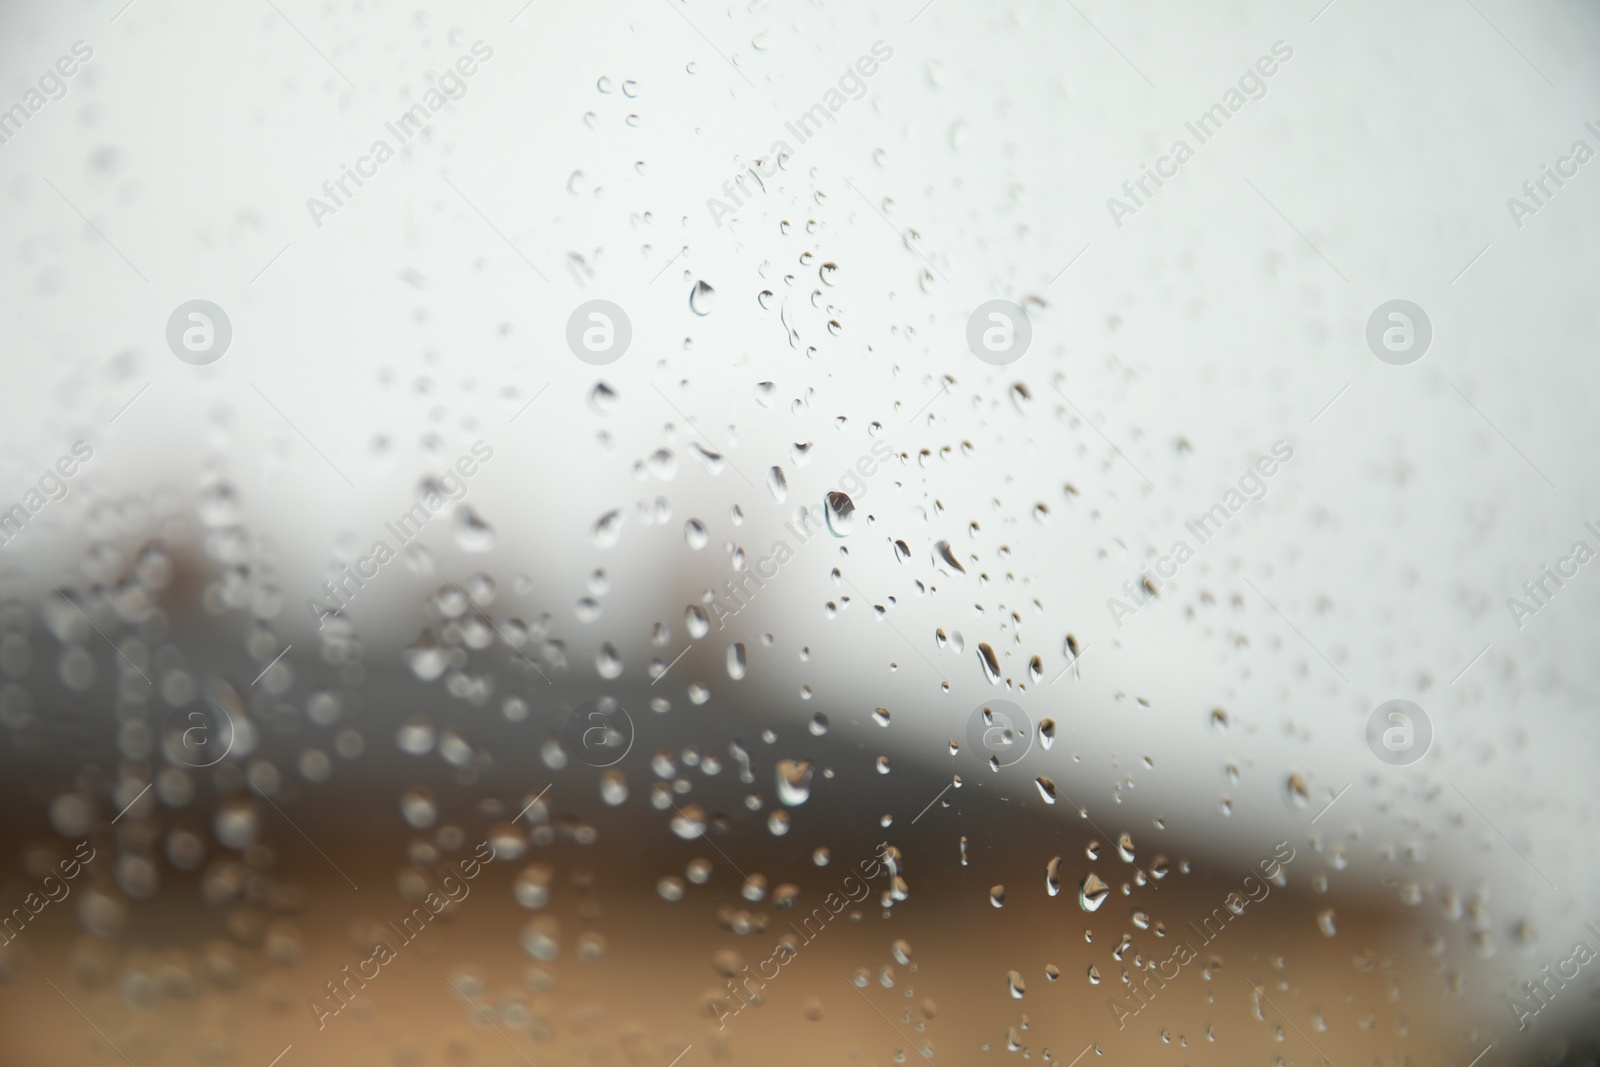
<box><xmin>3</xmin><ymin>0</ymin><xmax>1600</xmax><ymax>1063</ymax></box>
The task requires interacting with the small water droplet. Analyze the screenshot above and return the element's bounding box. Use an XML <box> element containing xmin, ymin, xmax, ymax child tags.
<box><xmin>1285</xmin><ymin>773</ymin><xmax>1311</xmax><ymax>810</ymax></box>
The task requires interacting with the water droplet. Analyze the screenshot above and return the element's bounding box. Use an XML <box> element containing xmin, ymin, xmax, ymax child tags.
<box><xmin>593</xmin><ymin>510</ymin><xmax>624</xmax><ymax>548</ymax></box>
<box><xmin>689</xmin><ymin>280</ymin><xmax>716</xmax><ymax>315</ymax></box>
<box><xmin>670</xmin><ymin>805</ymin><xmax>707</xmax><ymax>839</ymax></box>
<box><xmin>932</xmin><ymin>540</ymin><xmax>966</xmax><ymax>574</ymax></box>
<box><xmin>684</xmin><ymin>519</ymin><xmax>708</xmax><ymax>549</ymax></box>
<box><xmin>824</xmin><ymin>491</ymin><xmax>855</xmax><ymax>536</ymax></box>
<box><xmin>404</xmin><ymin>631</ymin><xmax>449</xmax><ymax>681</ymax></box>
<box><xmin>589</xmin><ymin>381</ymin><xmax>620</xmax><ymax>414</ymax></box>
<box><xmin>1318</xmin><ymin>908</ymin><xmax>1337</xmax><ymax>937</ymax></box>
<box><xmin>1284</xmin><ymin>772</ymin><xmax>1311</xmax><ymax>810</ymax></box>
<box><xmin>976</xmin><ymin>643</ymin><xmax>1001</xmax><ymax>684</ymax></box>
<box><xmin>453</xmin><ymin>507</ymin><xmax>495</xmax><ymax>551</ymax></box>
<box><xmin>990</xmin><ymin>885</ymin><xmax>1006</xmax><ymax>907</ymax></box>
<box><xmin>776</xmin><ymin>759</ymin><xmax>813</xmax><ymax>806</ymax></box>
<box><xmin>396</xmin><ymin>716</ymin><xmax>437</xmax><ymax>754</ymax></box>
<box><xmin>767</xmin><ymin>466</ymin><xmax>788</xmax><ymax>503</ymax></box>
<box><xmin>1006</xmin><ymin>970</ymin><xmax>1026</xmax><ymax>999</ymax></box>
<box><xmin>647</xmin><ymin>448</ymin><xmax>678</xmax><ymax>480</ymax></box>
<box><xmin>686</xmin><ymin>605</ymin><xmax>710</xmax><ymax>639</ymax></box>
<box><xmin>1035</xmin><ymin>777</ymin><xmax>1058</xmax><ymax>804</ymax></box>
<box><xmin>1078</xmin><ymin>872</ymin><xmax>1110</xmax><ymax>912</ymax></box>
<box><xmin>727</xmin><ymin>642</ymin><xmax>747</xmax><ymax>680</ymax></box>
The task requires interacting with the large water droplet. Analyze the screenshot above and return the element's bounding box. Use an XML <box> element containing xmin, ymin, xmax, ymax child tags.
<box><xmin>776</xmin><ymin>759</ymin><xmax>813</xmax><ymax>806</ymax></box>
<box><xmin>824</xmin><ymin>492</ymin><xmax>855</xmax><ymax>536</ymax></box>
<box><xmin>933</xmin><ymin>540</ymin><xmax>966</xmax><ymax>574</ymax></box>
<box><xmin>1006</xmin><ymin>970</ymin><xmax>1025</xmax><ymax>999</ymax></box>
<box><xmin>1078</xmin><ymin>872</ymin><xmax>1110</xmax><ymax>912</ymax></box>
<box><xmin>976</xmin><ymin>643</ymin><xmax>1001</xmax><ymax>684</ymax></box>
<box><xmin>685</xmin><ymin>605</ymin><xmax>710</xmax><ymax>639</ymax></box>
<box><xmin>593</xmin><ymin>510</ymin><xmax>624</xmax><ymax>548</ymax></box>
<box><xmin>689</xmin><ymin>280</ymin><xmax>716</xmax><ymax>315</ymax></box>
<box><xmin>670</xmin><ymin>805</ymin><xmax>707</xmax><ymax>839</ymax></box>
<box><xmin>404</xmin><ymin>632</ymin><xmax>448</xmax><ymax>681</ymax></box>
